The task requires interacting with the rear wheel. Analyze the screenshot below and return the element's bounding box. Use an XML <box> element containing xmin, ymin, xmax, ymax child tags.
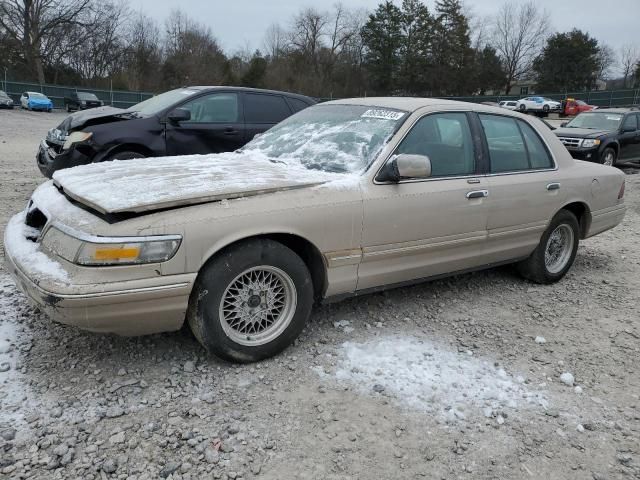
<box><xmin>600</xmin><ymin>147</ymin><xmax>617</xmax><ymax>167</ymax></box>
<box><xmin>187</xmin><ymin>239</ymin><xmax>314</xmax><ymax>363</ymax></box>
<box><xmin>517</xmin><ymin>210</ymin><xmax>579</xmax><ymax>284</ymax></box>
<box><xmin>519</xmin><ymin>104</ymin><xmax>526</xmax><ymax>112</ymax></box>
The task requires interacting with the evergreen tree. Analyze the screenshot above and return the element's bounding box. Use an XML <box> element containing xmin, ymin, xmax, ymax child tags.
<box><xmin>398</xmin><ymin>0</ymin><xmax>432</xmax><ymax>95</ymax></box>
<box><xmin>473</xmin><ymin>46</ymin><xmax>506</xmax><ymax>95</ymax></box>
<box><xmin>533</xmin><ymin>29</ymin><xmax>601</xmax><ymax>92</ymax></box>
<box><xmin>431</xmin><ymin>0</ymin><xmax>474</xmax><ymax>95</ymax></box>
<box><xmin>361</xmin><ymin>1</ymin><xmax>404</xmax><ymax>94</ymax></box>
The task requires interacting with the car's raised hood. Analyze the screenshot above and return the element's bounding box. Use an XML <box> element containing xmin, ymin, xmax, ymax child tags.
<box><xmin>58</xmin><ymin>105</ymin><xmax>127</xmax><ymax>132</ymax></box>
<box><xmin>52</xmin><ymin>152</ymin><xmax>347</xmax><ymax>215</ymax></box>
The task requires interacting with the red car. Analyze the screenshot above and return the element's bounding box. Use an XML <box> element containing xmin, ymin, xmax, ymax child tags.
<box><xmin>563</xmin><ymin>98</ymin><xmax>597</xmax><ymax>116</ymax></box>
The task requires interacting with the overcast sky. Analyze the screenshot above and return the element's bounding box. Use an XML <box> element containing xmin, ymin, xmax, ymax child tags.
<box><xmin>127</xmin><ymin>0</ymin><xmax>639</xmax><ymax>57</ymax></box>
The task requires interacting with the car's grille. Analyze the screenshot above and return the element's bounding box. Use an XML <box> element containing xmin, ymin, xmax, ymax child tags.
<box><xmin>558</xmin><ymin>137</ymin><xmax>582</xmax><ymax>148</ymax></box>
<box><xmin>24</xmin><ymin>204</ymin><xmax>48</xmax><ymax>241</ymax></box>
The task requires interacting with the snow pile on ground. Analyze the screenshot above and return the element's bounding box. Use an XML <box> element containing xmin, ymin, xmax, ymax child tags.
<box><xmin>0</xmin><ymin>275</ymin><xmax>31</xmax><ymax>426</ymax></box>
<box><xmin>332</xmin><ymin>337</ymin><xmax>548</xmax><ymax>421</ymax></box>
<box><xmin>5</xmin><ymin>211</ymin><xmax>69</xmax><ymax>281</ymax></box>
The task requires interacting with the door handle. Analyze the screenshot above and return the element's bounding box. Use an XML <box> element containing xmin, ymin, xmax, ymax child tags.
<box><xmin>466</xmin><ymin>190</ymin><xmax>489</xmax><ymax>199</ymax></box>
<box><xmin>223</xmin><ymin>128</ymin><xmax>238</xmax><ymax>135</ymax></box>
<box><xmin>546</xmin><ymin>182</ymin><xmax>561</xmax><ymax>191</ymax></box>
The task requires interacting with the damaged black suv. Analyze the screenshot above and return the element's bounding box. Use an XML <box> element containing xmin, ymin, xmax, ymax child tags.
<box><xmin>37</xmin><ymin>86</ymin><xmax>315</xmax><ymax>178</ymax></box>
<box><xmin>553</xmin><ymin>108</ymin><xmax>640</xmax><ymax>166</ymax></box>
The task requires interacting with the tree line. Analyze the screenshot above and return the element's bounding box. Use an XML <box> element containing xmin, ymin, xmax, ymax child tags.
<box><xmin>1</xmin><ymin>0</ymin><xmax>639</xmax><ymax>97</ymax></box>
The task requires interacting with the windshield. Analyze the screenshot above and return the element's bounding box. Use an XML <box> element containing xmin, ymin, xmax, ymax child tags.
<box><xmin>566</xmin><ymin>112</ymin><xmax>622</xmax><ymax>130</ymax></box>
<box><xmin>30</xmin><ymin>93</ymin><xmax>47</xmax><ymax>100</ymax></box>
<box><xmin>242</xmin><ymin>104</ymin><xmax>408</xmax><ymax>174</ymax></box>
<box><xmin>77</xmin><ymin>92</ymin><xmax>98</xmax><ymax>101</ymax></box>
<box><xmin>128</xmin><ymin>88</ymin><xmax>198</xmax><ymax>115</ymax></box>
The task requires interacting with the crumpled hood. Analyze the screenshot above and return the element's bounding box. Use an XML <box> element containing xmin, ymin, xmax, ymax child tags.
<box><xmin>554</xmin><ymin>127</ymin><xmax>611</xmax><ymax>138</ymax></box>
<box><xmin>52</xmin><ymin>151</ymin><xmax>348</xmax><ymax>215</ymax></box>
<box><xmin>58</xmin><ymin>105</ymin><xmax>126</xmax><ymax>132</ymax></box>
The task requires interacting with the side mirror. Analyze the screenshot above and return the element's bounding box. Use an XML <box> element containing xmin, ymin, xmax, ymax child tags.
<box><xmin>560</xmin><ymin>122</ymin><xmax>568</xmax><ymax>127</ymax></box>
<box><xmin>378</xmin><ymin>153</ymin><xmax>432</xmax><ymax>183</ymax></box>
<box><xmin>167</xmin><ymin>108</ymin><xmax>191</xmax><ymax>124</ymax></box>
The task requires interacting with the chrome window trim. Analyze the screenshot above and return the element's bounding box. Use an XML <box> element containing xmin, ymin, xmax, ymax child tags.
<box><xmin>46</xmin><ymin>221</ymin><xmax>182</xmax><ymax>244</ymax></box>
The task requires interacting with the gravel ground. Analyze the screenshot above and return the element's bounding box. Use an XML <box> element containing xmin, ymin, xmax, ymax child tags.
<box><xmin>0</xmin><ymin>109</ymin><xmax>639</xmax><ymax>480</ymax></box>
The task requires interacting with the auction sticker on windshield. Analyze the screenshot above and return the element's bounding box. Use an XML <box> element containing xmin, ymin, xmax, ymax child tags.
<box><xmin>361</xmin><ymin>109</ymin><xmax>406</xmax><ymax>120</ymax></box>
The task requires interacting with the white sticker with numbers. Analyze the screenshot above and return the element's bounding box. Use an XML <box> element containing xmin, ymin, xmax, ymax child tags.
<box><xmin>361</xmin><ymin>109</ymin><xmax>405</xmax><ymax>120</ymax></box>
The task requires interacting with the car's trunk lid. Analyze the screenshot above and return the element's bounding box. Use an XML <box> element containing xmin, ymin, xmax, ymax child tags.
<box><xmin>52</xmin><ymin>152</ymin><xmax>346</xmax><ymax>215</ymax></box>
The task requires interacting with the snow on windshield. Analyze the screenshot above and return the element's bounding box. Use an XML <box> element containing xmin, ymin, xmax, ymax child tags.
<box><xmin>244</xmin><ymin>104</ymin><xmax>408</xmax><ymax>174</ymax></box>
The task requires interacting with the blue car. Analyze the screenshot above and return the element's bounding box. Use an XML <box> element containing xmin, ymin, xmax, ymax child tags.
<box><xmin>20</xmin><ymin>91</ymin><xmax>53</xmax><ymax>112</ymax></box>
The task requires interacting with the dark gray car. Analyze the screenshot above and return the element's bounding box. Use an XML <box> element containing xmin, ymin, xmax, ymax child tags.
<box><xmin>0</xmin><ymin>90</ymin><xmax>14</xmax><ymax>109</ymax></box>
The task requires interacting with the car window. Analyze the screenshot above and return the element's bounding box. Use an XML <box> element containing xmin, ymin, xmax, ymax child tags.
<box><xmin>245</xmin><ymin>93</ymin><xmax>292</xmax><ymax>123</ymax></box>
<box><xmin>519</xmin><ymin>121</ymin><xmax>553</xmax><ymax>169</ymax></box>
<box><xmin>479</xmin><ymin>114</ymin><xmax>529</xmax><ymax>173</ymax></box>
<box><xmin>395</xmin><ymin>112</ymin><xmax>475</xmax><ymax>177</ymax></box>
<box><xmin>622</xmin><ymin>114</ymin><xmax>638</xmax><ymax>131</ymax></box>
<box><xmin>180</xmin><ymin>93</ymin><xmax>239</xmax><ymax>123</ymax></box>
<box><xmin>287</xmin><ymin>97</ymin><xmax>311</xmax><ymax>113</ymax></box>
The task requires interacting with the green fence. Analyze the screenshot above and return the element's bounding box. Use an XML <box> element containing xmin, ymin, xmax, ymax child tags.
<box><xmin>1</xmin><ymin>80</ymin><xmax>153</xmax><ymax>110</ymax></box>
<box><xmin>445</xmin><ymin>89</ymin><xmax>640</xmax><ymax>108</ymax></box>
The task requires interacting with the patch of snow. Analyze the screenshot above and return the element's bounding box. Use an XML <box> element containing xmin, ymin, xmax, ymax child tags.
<box><xmin>5</xmin><ymin>211</ymin><xmax>69</xmax><ymax>282</ymax></box>
<box><xmin>574</xmin><ymin>385</ymin><xmax>583</xmax><ymax>394</ymax></box>
<box><xmin>560</xmin><ymin>372</ymin><xmax>575</xmax><ymax>386</ymax></box>
<box><xmin>328</xmin><ymin>336</ymin><xmax>548</xmax><ymax>421</ymax></box>
<box><xmin>53</xmin><ymin>150</ymin><xmax>358</xmax><ymax>214</ymax></box>
<box><xmin>535</xmin><ymin>336</ymin><xmax>546</xmax><ymax>344</ymax></box>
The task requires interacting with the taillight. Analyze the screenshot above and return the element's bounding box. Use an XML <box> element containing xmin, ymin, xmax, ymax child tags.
<box><xmin>618</xmin><ymin>181</ymin><xmax>625</xmax><ymax>200</ymax></box>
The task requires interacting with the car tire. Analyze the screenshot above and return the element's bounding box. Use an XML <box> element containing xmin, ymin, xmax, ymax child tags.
<box><xmin>66</xmin><ymin>105</ymin><xmax>71</xmax><ymax>112</ymax></box>
<box><xmin>543</xmin><ymin>104</ymin><xmax>550</xmax><ymax>113</ymax></box>
<box><xmin>103</xmin><ymin>151</ymin><xmax>146</xmax><ymax>161</ymax></box>
<box><xmin>517</xmin><ymin>210</ymin><xmax>580</xmax><ymax>284</ymax></box>
<box><xmin>600</xmin><ymin>147</ymin><xmax>617</xmax><ymax>167</ymax></box>
<box><xmin>187</xmin><ymin>239</ymin><xmax>314</xmax><ymax>363</ymax></box>
<box><xmin>519</xmin><ymin>104</ymin><xmax>526</xmax><ymax>112</ymax></box>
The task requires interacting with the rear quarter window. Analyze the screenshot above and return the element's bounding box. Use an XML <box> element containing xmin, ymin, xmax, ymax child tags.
<box><xmin>244</xmin><ymin>93</ymin><xmax>292</xmax><ymax>123</ymax></box>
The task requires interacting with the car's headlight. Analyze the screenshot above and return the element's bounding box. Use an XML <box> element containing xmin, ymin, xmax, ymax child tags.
<box><xmin>63</xmin><ymin>131</ymin><xmax>93</xmax><ymax>150</ymax></box>
<box><xmin>581</xmin><ymin>139</ymin><xmax>601</xmax><ymax>148</ymax></box>
<box><xmin>42</xmin><ymin>226</ymin><xmax>181</xmax><ymax>266</ymax></box>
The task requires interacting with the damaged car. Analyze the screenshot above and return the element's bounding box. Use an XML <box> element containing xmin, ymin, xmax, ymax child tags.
<box><xmin>6</xmin><ymin>98</ymin><xmax>626</xmax><ymax>362</ymax></box>
<box><xmin>37</xmin><ymin>86</ymin><xmax>315</xmax><ymax>178</ymax></box>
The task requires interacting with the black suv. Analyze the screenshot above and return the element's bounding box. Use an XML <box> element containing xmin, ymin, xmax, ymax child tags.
<box><xmin>64</xmin><ymin>91</ymin><xmax>103</xmax><ymax>112</ymax></box>
<box><xmin>38</xmin><ymin>86</ymin><xmax>315</xmax><ymax>178</ymax></box>
<box><xmin>554</xmin><ymin>108</ymin><xmax>640</xmax><ymax>166</ymax></box>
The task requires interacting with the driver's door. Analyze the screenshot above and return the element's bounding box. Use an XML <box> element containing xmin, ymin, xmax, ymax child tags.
<box><xmin>165</xmin><ymin>92</ymin><xmax>246</xmax><ymax>156</ymax></box>
<box><xmin>357</xmin><ymin>112</ymin><xmax>490</xmax><ymax>291</ymax></box>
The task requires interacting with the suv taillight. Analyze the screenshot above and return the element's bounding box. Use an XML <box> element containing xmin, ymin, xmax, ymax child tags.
<box><xmin>618</xmin><ymin>181</ymin><xmax>625</xmax><ymax>200</ymax></box>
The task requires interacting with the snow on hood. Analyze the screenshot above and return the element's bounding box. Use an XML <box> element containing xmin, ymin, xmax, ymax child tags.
<box><xmin>52</xmin><ymin>151</ymin><xmax>353</xmax><ymax>214</ymax></box>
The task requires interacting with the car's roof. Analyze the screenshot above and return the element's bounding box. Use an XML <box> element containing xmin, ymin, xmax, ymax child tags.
<box><xmin>26</xmin><ymin>91</ymin><xmax>46</xmax><ymax>95</ymax></box>
<box><xmin>186</xmin><ymin>86</ymin><xmax>314</xmax><ymax>102</ymax></box>
<box><xmin>322</xmin><ymin>97</ymin><xmax>536</xmax><ymax>117</ymax></box>
<box><xmin>588</xmin><ymin>108</ymin><xmax>634</xmax><ymax>114</ymax></box>
<box><xmin>323</xmin><ymin>97</ymin><xmax>488</xmax><ymax>112</ymax></box>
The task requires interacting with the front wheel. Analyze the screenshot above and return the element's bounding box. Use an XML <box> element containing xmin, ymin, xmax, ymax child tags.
<box><xmin>519</xmin><ymin>104</ymin><xmax>526</xmax><ymax>112</ymax></box>
<box><xmin>543</xmin><ymin>104</ymin><xmax>550</xmax><ymax>112</ymax></box>
<box><xmin>187</xmin><ymin>239</ymin><xmax>314</xmax><ymax>362</ymax></box>
<box><xmin>517</xmin><ymin>210</ymin><xmax>579</xmax><ymax>284</ymax></box>
<box><xmin>103</xmin><ymin>150</ymin><xmax>145</xmax><ymax>162</ymax></box>
<box><xmin>600</xmin><ymin>147</ymin><xmax>617</xmax><ymax>167</ymax></box>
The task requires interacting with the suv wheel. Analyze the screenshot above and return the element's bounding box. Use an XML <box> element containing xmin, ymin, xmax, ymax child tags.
<box><xmin>103</xmin><ymin>151</ymin><xmax>145</xmax><ymax>162</ymax></box>
<box><xmin>517</xmin><ymin>210</ymin><xmax>579</xmax><ymax>284</ymax></box>
<box><xmin>188</xmin><ymin>239</ymin><xmax>314</xmax><ymax>362</ymax></box>
<box><xmin>600</xmin><ymin>147</ymin><xmax>617</xmax><ymax>167</ymax></box>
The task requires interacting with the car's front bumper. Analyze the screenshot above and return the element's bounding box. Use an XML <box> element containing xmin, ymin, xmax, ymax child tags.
<box><xmin>564</xmin><ymin>147</ymin><xmax>600</xmax><ymax>162</ymax></box>
<box><xmin>37</xmin><ymin>140</ymin><xmax>93</xmax><ymax>178</ymax></box>
<box><xmin>4</xmin><ymin>215</ymin><xmax>195</xmax><ymax>336</ymax></box>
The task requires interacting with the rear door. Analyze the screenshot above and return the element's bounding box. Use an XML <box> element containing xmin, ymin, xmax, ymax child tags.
<box><xmin>243</xmin><ymin>92</ymin><xmax>294</xmax><ymax>141</ymax></box>
<box><xmin>619</xmin><ymin>114</ymin><xmax>640</xmax><ymax>161</ymax></box>
<box><xmin>165</xmin><ymin>91</ymin><xmax>245</xmax><ymax>156</ymax></box>
<box><xmin>479</xmin><ymin>113</ymin><xmax>566</xmax><ymax>263</ymax></box>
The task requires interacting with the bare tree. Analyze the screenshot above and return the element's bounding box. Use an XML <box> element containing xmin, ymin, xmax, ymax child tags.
<box><xmin>595</xmin><ymin>44</ymin><xmax>616</xmax><ymax>82</ymax></box>
<box><xmin>0</xmin><ymin>0</ymin><xmax>93</xmax><ymax>83</ymax></box>
<box><xmin>289</xmin><ymin>7</ymin><xmax>327</xmax><ymax>68</ymax></box>
<box><xmin>491</xmin><ymin>0</ymin><xmax>550</xmax><ymax>94</ymax></box>
<box><xmin>121</xmin><ymin>12</ymin><xmax>162</xmax><ymax>91</ymax></box>
<box><xmin>263</xmin><ymin>23</ymin><xmax>286</xmax><ymax>59</ymax></box>
<box><xmin>619</xmin><ymin>43</ymin><xmax>639</xmax><ymax>88</ymax></box>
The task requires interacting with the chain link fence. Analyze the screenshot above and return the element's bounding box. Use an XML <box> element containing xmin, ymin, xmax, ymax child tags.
<box><xmin>1</xmin><ymin>80</ymin><xmax>153</xmax><ymax>110</ymax></box>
